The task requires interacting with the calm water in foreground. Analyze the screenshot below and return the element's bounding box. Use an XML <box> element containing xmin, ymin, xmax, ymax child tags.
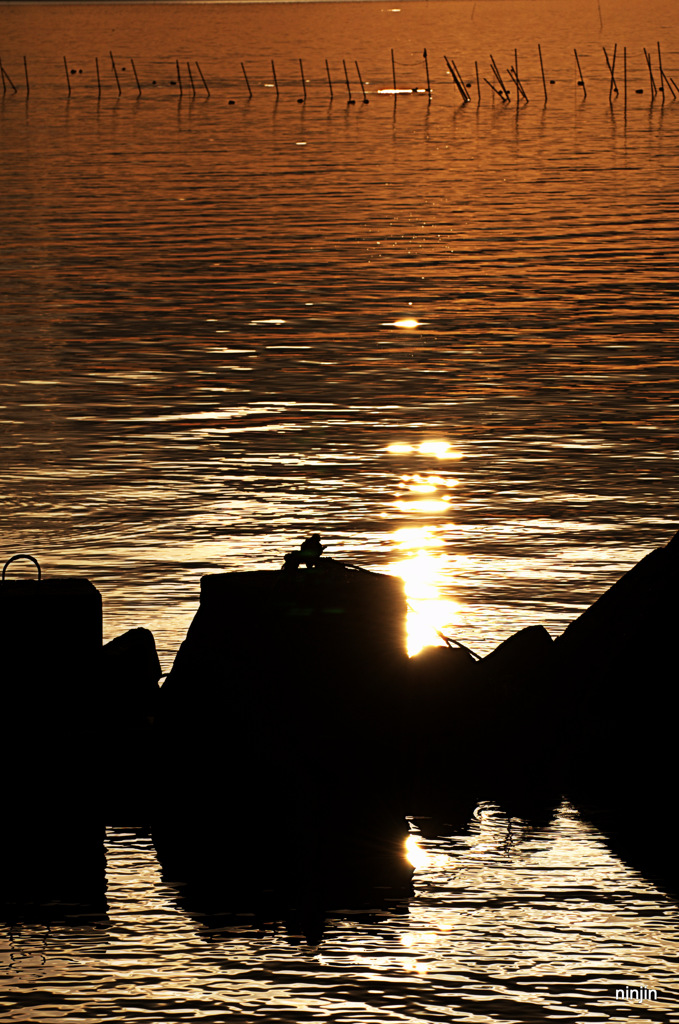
<box><xmin>1</xmin><ymin>0</ymin><xmax>679</xmax><ymax>1020</ymax></box>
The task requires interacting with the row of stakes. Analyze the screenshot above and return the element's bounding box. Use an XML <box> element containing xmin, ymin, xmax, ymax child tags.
<box><xmin>1</xmin><ymin>45</ymin><xmax>676</xmax><ymax>105</ymax></box>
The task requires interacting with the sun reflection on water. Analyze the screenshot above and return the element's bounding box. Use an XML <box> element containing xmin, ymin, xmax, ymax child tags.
<box><xmin>387</xmin><ymin>441</ymin><xmax>462</xmax><ymax>459</ymax></box>
<box><xmin>389</xmin><ymin>528</ymin><xmax>461</xmax><ymax>656</ymax></box>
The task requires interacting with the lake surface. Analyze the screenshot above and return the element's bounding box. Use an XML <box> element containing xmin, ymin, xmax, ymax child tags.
<box><xmin>1</xmin><ymin>0</ymin><xmax>679</xmax><ymax>1020</ymax></box>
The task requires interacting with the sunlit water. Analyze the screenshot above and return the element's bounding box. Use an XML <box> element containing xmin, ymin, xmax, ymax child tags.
<box><xmin>1</xmin><ymin>0</ymin><xmax>679</xmax><ymax>1019</ymax></box>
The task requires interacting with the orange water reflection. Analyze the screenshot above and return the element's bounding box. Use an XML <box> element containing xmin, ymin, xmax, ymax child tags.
<box><xmin>388</xmin><ymin>526</ymin><xmax>462</xmax><ymax>656</ymax></box>
<box><xmin>386</xmin><ymin>440</ymin><xmax>466</xmax><ymax>655</ymax></box>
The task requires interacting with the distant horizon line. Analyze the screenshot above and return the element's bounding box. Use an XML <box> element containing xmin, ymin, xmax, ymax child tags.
<box><xmin>0</xmin><ymin>0</ymin><xmax>506</xmax><ymax>6</ymax></box>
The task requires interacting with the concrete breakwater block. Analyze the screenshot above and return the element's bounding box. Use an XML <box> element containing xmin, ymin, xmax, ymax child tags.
<box><xmin>0</xmin><ymin>569</ymin><xmax>106</xmax><ymax>910</ymax></box>
<box><xmin>1</xmin><ymin>575</ymin><xmax>103</xmax><ymax>808</ymax></box>
<box><xmin>153</xmin><ymin>565</ymin><xmax>411</xmax><ymax>886</ymax></box>
<box><xmin>157</xmin><ymin>565</ymin><xmax>408</xmax><ymax>757</ymax></box>
<box><xmin>403</xmin><ymin>626</ymin><xmax>559</xmax><ymax>818</ymax></box>
<box><xmin>553</xmin><ymin>529</ymin><xmax>679</xmax><ymax>806</ymax></box>
<box><xmin>101</xmin><ymin>627</ymin><xmax>162</xmax><ymax>822</ymax></box>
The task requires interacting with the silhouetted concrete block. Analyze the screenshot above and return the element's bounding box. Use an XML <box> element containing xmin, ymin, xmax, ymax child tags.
<box><xmin>102</xmin><ymin>626</ymin><xmax>161</xmax><ymax>721</ymax></box>
<box><xmin>554</xmin><ymin>529</ymin><xmax>679</xmax><ymax>805</ymax></box>
<box><xmin>0</xmin><ymin>572</ymin><xmax>106</xmax><ymax>913</ymax></box>
<box><xmin>102</xmin><ymin>627</ymin><xmax>162</xmax><ymax>823</ymax></box>
<box><xmin>473</xmin><ymin>626</ymin><xmax>559</xmax><ymax>814</ymax></box>
<box><xmin>1</xmin><ymin>575</ymin><xmax>103</xmax><ymax>815</ymax></box>
<box><xmin>153</xmin><ymin>564</ymin><xmax>410</xmax><ymax>888</ymax></box>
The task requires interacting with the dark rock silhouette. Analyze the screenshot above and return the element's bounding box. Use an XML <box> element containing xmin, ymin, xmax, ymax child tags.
<box><xmin>553</xmin><ymin>530</ymin><xmax>679</xmax><ymax>805</ymax></box>
<box><xmin>101</xmin><ymin>627</ymin><xmax>162</xmax><ymax>823</ymax></box>
<box><xmin>3</xmin><ymin>528</ymin><xmax>678</xmax><ymax>917</ymax></box>
<box><xmin>0</xmin><ymin>568</ymin><xmax>106</xmax><ymax>913</ymax></box>
<box><xmin>152</xmin><ymin>561</ymin><xmax>412</xmax><ymax>912</ymax></box>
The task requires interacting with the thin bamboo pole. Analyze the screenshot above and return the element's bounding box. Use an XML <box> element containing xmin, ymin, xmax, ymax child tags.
<box><xmin>450</xmin><ymin>57</ymin><xmax>470</xmax><ymax>101</ymax></box>
<box><xmin>325</xmin><ymin>59</ymin><xmax>333</xmax><ymax>99</ymax></box>
<box><xmin>343</xmin><ymin>58</ymin><xmax>354</xmax><ymax>102</ymax></box>
<box><xmin>186</xmin><ymin>61</ymin><xmax>196</xmax><ymax>97</ymax></box>
<box><xmin>195</xmin><ymin>60</ymin><xmax>210</xmax><ymax>97</ymax></box>
<box><xmin>64</xmin><ymin>57</ymin><xmax>71</xmax><ymax>96</ymax></box>
<box><xmin>355</xmin><ymin>60</ymin><xmax>368</xmax><ymax>102</ymax></box>
<box><xmin>538</xmin><ymin>43</ymin><xmax>548</xmax><ymax>103</ymax></box>
<box><xmin>23</xmin><ymin>56</ymin><xmax>29</xmax><ymax>97</ymax></box>
<box><xmin>603</xmin><ymin>45</ymin><xmax>618</xmax><ymax>100</ymax></box>
<box><xmin>574</xmin><ymin>49</ymin><xmax>586</xmax><ymax>98</ymax></box>
<box><xmin>643</xmin><ymin>48</ymin><xmax>657</xmax><ymax>97</ymax></box>
<box><xmin>241</xmin><ymin>61</ymin><xmax>252</xmax><ymax>98</ymax></box>
<box><xmin>489</xmin><ymin>54</ymin><xmax>509</xmax><ymax>100</ymax></box>
<box><xmin>657</xmin><ymin>42</ymin><xmax>675</xmax><ymax>98</ymax></box>
<box><xmin>423</xmin><ymin>47</ymin><xmax>431</xmax><ymax>98</ymax></box>
<box><xmin>484</xmin><ymin>76</ymin><xmax>505</xmax><ymax>101</ymax></box>
<box><xmin>271</xmin><ymin>59</ymin><xmax>279</xmax><ymax>98</ymax></box>
<box><xmin>299</xmin><ymin>58</ymin><xmax>307</xmax><ymax>101</ymax></box>
<box><xmin>2</xmin><ymin>63</ymin><xmax>18</xmax><ymax>93</ymax></box>
<box><xmin>444</xmin><ymin>55</ymin><xmax>469</xmax><ymax>102</ymax></box>
<box><xmin>623</xmin><ymin>46</ymin><xmax>627</xmax><ymax>112</ymax></box>
<box><xmin>110</xmin><ymin>51</ymin><xmax>121</xmax><ymax>95</ymax></box>
<box><xmin>131</xmin><ymin>57</ymin><xmax>142</xmax><ymax>96</ymax></box>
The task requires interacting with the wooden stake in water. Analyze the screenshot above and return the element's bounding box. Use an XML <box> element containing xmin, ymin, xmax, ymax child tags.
<box><xmin>299</xmin><ymin>58</ymin><xmax>307</xmax><ymax>101</ymax></box>
<box><xmin>95</xmin><ymin>56</ymin><xmax>101</xmax><ymax>97</ymax></box>
<box><xmin>241</xmin><ymin>61</ymin><xmax>252</xmax><ymax>99</ymax></box>
<box><xmin>475</xmin><ymin>60</ymin><xmax>481</xmax><ymax>102</ymax></box>
<box><xmin>484</xmin><ymin>76</ymin><xmax>505</xmax><ymax>101</ymax></box>
<box><xmin>643</xmin><ymin>48</ymin><xmax>657</xmax><ymax>98</ymax></box>
<box><xmin>624</xmin><ymin>46</ymin><xmax>627</xmax><ymax>112</ymax></box>
<box><xmin>63</xmin><ymin>57</ymin><xmax>71</xmax><ymax>96</ymax></box>
<box><xmin>325</xmin><ymin>59</ymin><xmax>333</xmax><ymax>99</ymax></box>
<box><xmin>444</xmin><ymin>55</ymin><xmax>464</xmax><ymax>101</ymax></box>
<box><xmin>110</xmin><ymin>51</ymin><xmax>121</xmax><ymax>95</ymax></box>
<box><xmin>391</xmin><ymin>48</ymin><xmax>397</xmax><ymax>92</ymax></box>
<box><xmin>186</xmin><ymin>61</ymin><xmax>196</xmax><ymax>97</ymax></box>
<box><xmin>574</xmin><ymin>49</ymin><xmax>586</xmax><ymax>98</ymax></box>
<box><xmin>445</xmin><ymin>56</ymin><xmax>470</xmax><ymax>101</ymax></box>
<box><xmin>271</xmin><ymin>59</ymin><xmax>279</xmax><ymax>98</ymax></box>
<box><xmin>355</xmin><ymin>60</ymin><xmax>369</xmax><ymax>102</ymax></box>
<box><xmin>23</xmin><ymin>56</ymin><xmax>29</xmax><ymax>97</ymax></box>
<box><xmin>657</xmin><ymin>42</ymin><xmax>675</xmax><ymax>99</ymax></box>
<box><xmin>423</xmin><ymin>48</ymin><xmax>431</xmax><ymax>98</ymax></box>
<box><xmin>195</xmin><ymin>60</ymin><xmax>210</xmax><ymax>97</ymax></box>
<box><xmin>538</xmin><ymin>43</ymin><xmax>548</xmax><ymax>103</ymax></box>
<box><xmin>176</xmin><ymin>59</ymin><xmax>183</xmax><ymax>96</ymax></box>
<box><xmin>489</xmin><ymin>54</ymin><xmax>509</xmax><ymax>100</ymax></box>
<box><xmin>508</xmin><ymin>64</ymin><xmax>528</xmax><ymax>102</ymax></box>
<box><xmin>343</xmin><ymin>58</ymin><xmax>354</xmax><ymax>103</ymax></box>
<box><xmin>603</xmin><ymin>45</ymin><xmax>618</xmax><ymax>100</ymax></box>
<box><xmin>2</xmin><ymin>61</ymin><xmax>18</xmax><ymax>94</ymax></box>
<box><xmin>131</xmin><ymin>57</ymin><xmax>142</xmax><ymax>96</ymax></box>
<box><xmin>451</xmin><ymin>56</ymin><xmax>470</xmax><ymax>101</ymax></box>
